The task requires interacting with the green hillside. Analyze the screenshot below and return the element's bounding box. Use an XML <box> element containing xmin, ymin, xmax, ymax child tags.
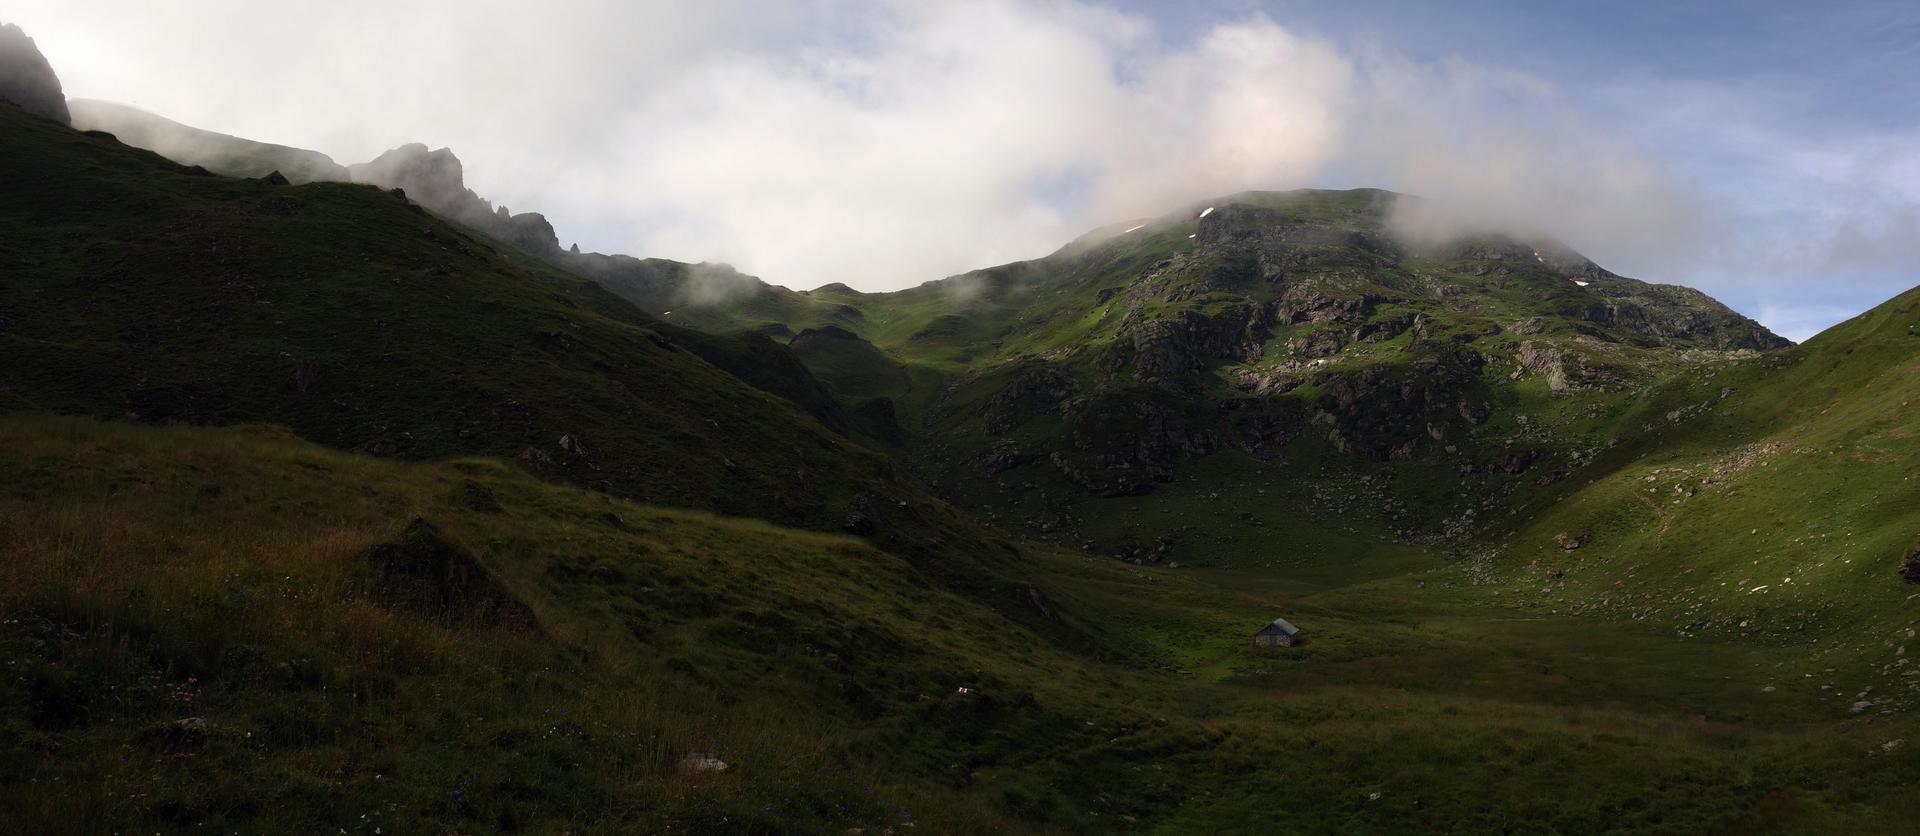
<box><xmin>6</xmin><ymin>414</ymin><xmax>1920</xmax><ymax>833</ymax></box>
<box><xmin>8</xmin><ymin>93</ymin><xmax>1920</xmax><ymax>833</ymax></box>
<box><xmin>1484</xmin><ymin>284</ymin><xmax>1920</xmax><ymax>690</ymax></box>
<box><xmin>608</xmin><ymin>189</ymin><xmax>1790</xmax><ymax>561</ymax></box>
<box><xmin>0</xmin><ymin>104</ymin><xmax>993</xmax><ymax>576</ymax></box>
<box><xmin>69</xmin><ymin>99</ymin><xmax>350</xmax><ymax>184</ymax></box>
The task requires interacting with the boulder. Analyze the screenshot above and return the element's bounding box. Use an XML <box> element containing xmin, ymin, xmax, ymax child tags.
<box><xmin>1516</xmin><ymin>341</ymin><xmax>1571</xmax><ymax>392</ymax></box>
<box><xmin>141</xmin><ymin>716</ymin><xmax>209</xmax><ymax>756</ymax></box>
<box><xmin>358</xmin><ymin>518</ymin><xmax>536</xmax><ymax>629</ymax></box>
<box><xmin>516</xmin><ymin>446</ymin><xmax>555</xmax><ymax>474</ymax></box>
<box><xmin>843</xmin><ymin>494</ymin><xmax>881</xmax><ymax>536</ymax></box>
<box><xmin>679</xmin><ymin>753</ymin><xmax>729</xmax><ymax>773</ymax></box>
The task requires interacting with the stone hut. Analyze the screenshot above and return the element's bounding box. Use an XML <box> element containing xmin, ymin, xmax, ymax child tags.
<box><xmin>1252</xmin><ymin>617</ymin><xmax>1302</xmax><ymax>648</ymax></box>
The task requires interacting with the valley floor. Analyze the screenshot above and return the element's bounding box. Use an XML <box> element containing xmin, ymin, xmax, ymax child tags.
<box><xmin>3</xmin><ymin>414</ymin><xmax>1917</xmax><ymax>833</ymax></box>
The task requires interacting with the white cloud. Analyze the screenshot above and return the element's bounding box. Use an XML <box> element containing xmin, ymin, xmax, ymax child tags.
<box><xmin>1361</xmin><ymin>56</ymin><xmax>1716</xmax><ymax>276</ymax></box>
<box><xmin>1084</xmin><ymin>19</ymin><xmax>1356</xmax><ymax>218</ymax></box>
<box><xmin>0</xmin><ymin>1</ymin><xmax>1790</xmax><ymax>297</ymax></box>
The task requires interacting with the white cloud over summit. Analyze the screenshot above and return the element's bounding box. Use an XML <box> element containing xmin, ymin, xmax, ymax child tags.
<box><xmin>0</xmin><ymin>1</ymin><xmax>1769</xmax><ymax>292</ymax></box>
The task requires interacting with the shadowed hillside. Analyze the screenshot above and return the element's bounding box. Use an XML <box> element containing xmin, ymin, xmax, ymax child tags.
<box><xmin>0</xmin><ymin>103</ymin><xmax>1046</xmax><ymax>621</ymax></box>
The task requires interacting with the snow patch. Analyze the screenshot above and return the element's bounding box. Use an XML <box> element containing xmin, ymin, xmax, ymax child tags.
<box><xmin>1198</xmin><ymin>206</ymin><xmax>1215</xmax><ymax>218</ymax></box>
<box><xmin>1187</xmin><ymin>233</ymin><xmax>1196</xmax><ymax>239</ymax></box>
<box><xmin>1122</xmin><ymin>224</ymin><xmax>1145</xmax><ymax>234</ymax></box>
<box><xmin>1571</xmin><ymin>280</ymin><xmax>1590</xmax><ymax>287</ymax></box>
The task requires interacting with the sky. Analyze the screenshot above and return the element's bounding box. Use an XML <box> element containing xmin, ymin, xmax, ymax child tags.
<box><xmin>10</xmin><ymin>0</ymin><xmax>1919</xmax><ymax>341</ymax></box>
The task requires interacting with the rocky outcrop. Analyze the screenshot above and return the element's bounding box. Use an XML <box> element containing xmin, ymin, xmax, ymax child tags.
<box><xmin>1105</xmin><ymin>304</ymin><xmax>1269</xmax><ymax>390</ymax></box>
<box><xmin>1515</xmin><ymin>341</ymin><xmax>1572</xmax><ymax>392</ymax></box>
<box><xmin>1289</xmin><ymin>326</ymin><xmax>1346</xmax><ymax>359</ymax></box>
<box><xmin>358</xmin><ymin>519</ymin><xmax>536</xmax><ymax>629</ymax></box>
<box><xmin>975</xmin><ymin>443</ymin><xmax>1041</xmax><ymax>478</ymax></box>
<box><xmin>0</xmin><ymin>23</ymin><xmax>69</xmax><ymax>125</ymax></box>
<box><xmin>982</xmin><ymin>364</ymin><xmax>1077</xmax><ymax>434</ymax></box>
<box><xmin>1220</xmin><ymin>397</ymin><xmax>1306</xmax><ymax>461</ymax></box>
<box><xmin>1275</xmin><ymin>286</ymin><xmax>1376</xmax><ymax>325</ymax></box>
<box><xmin>349</xmin><ymin>143</ymin><xmax>559</xmax><ymax>255</ymax></box>
<box><xmin>1051</xmin><ymin>392</ymin><xmax>1216</xmax><ymax>495</ymax></box>
<box><xmin>1310</xmin><ymin>351</ymin><xmax>1486</xmax><ymax>460</ymax></box>
<box><xmin>67</xmin><ymin>103</ymin><xmax>570</xmax><ymax>256</ymax></box>
<box><xmin>1580</xmin><ymin>283</ymin><xmax>1792</xmax><ymax>350</ymax></box>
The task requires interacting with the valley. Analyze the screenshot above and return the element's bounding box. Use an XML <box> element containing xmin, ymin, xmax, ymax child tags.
<box><xmin>3</xmin><ymin>19</ymin><xmax>1920</xmax><ymax>831</ymax></box>
<box><xmin>6</xmin><ymin>415</ymin><xmax>1915</xmax><ymax>832</ymax></box>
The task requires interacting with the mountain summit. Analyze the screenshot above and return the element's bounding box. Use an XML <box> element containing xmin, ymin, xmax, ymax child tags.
<box><xmin>593</xmin><ymin>189</ymin><xmax>1787</xmax><ymax>537</ymax></box>
<box><xmin>347</xmin><ymin>143</ymin><xmax>561</xmax><ymax>256</ymax></box>
<box><xmin>0</xmin><ymin>22</ymin><xmax>69</xmax><ymax>125</ymax></box>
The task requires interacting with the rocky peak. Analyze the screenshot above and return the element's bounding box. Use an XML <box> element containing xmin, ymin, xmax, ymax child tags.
<box><xmin>349</xmin><ymin>143</ymin><xmax>468</xmax><ymax>208</ymax></box>
<box><xmin>349</xmin><ymin>143</ymin><xmax>558</xmax><ymax>256</ymax></box>
<box><xmin>0</xmin><ymin>23</ymin><xmax>70</xmax><ymax>125</ymax></box>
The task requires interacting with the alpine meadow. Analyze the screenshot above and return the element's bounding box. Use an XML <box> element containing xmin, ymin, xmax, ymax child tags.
<box><xmin>4</xmin><ymin>4</ymin><xmax>1920</xmax><ymax>833</ymax></box>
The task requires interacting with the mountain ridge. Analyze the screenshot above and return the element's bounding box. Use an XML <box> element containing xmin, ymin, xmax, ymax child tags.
<box><xmin>0</xmin><ymin>103</ymin><xmax>1065</xmax><ymax>626</ymax></box>
<box><xmin>615</xmin><ymin>188</ymin><xmax>1791</xmax><ymax>544</ymax></box>
<box><xmin>42</xmin><ymin>94</ymin><xmax>1807</xmax><ymax>553</ymax></box>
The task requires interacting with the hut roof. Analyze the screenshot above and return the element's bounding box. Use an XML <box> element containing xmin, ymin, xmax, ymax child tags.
<box><xmin>1255</xmin><ymin>617</ymin><xmax>1300</xmax><ymax>636</ymax></box>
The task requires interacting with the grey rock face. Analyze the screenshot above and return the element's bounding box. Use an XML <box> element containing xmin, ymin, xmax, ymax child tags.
<box><xmin>349</xmin><ymin>143</ymin><xmax>560</xmax><ymax>255</ymax></box>
<box><xmin>0</xmin><ymin>23</ymin><xmax>70</xmax><ymax>124</ymax></box>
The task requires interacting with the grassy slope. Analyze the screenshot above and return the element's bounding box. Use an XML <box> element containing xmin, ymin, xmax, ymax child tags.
<box><xmin>0</xmin><ymin>416</ymin><xmax>1078</xmax><ymax>832</ymax></box>
<box><xmin>0</xmin><ymin>104</ymin><xmax>1011</xmax><ymax>590</ymax></box>
<box><xmin>5</xmin><ymin>415</ymin><xmax>1919</xmax><ymax>833</ymax></box>
<box><xmin>69</xmin><ymin>98</ymin><xmax>351</xmax><ymax>184</ymax></box>
<box><xmin>1481</xmin><ymin>284</ymin><xmax>1920</xmax><ymax>706</ymax></box>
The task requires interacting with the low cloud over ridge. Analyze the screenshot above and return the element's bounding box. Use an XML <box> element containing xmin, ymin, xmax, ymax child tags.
<box><xmin>12</xmin><ymin>1</ymin><xmax>1719</xmax><ymax>291</ymax></box>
